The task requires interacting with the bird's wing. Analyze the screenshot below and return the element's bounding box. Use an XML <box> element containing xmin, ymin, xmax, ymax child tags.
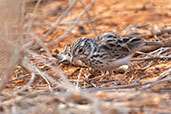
<box><xmin>95</xmin><ymin>33</ymin><xmax>146</xmax><ymax>59</ymax></box>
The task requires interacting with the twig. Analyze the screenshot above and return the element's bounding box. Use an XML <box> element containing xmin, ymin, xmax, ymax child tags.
<box><xmin>138</xmin><ymin>61</ymin><xmax>154</xmax><ymax>71</ymax></box>
<box><xmin>26</xmin><ymin>0</ymin><xmax>42</xmax><ymax>36</ymax></box>
<box><xmin>10</xmin><ymin>74</ymin><xmax>31</xmax><ymax>82</ymax></box>
<box><xmin>9</xmin><ymin>73</ymin><xmax>41</xmax><ymax>82</ymax></box>
<box><xmin>76</xmin><ymin>68</ymin><xmax>83</xmax><ymax>89</ymax></box>
<box><xmin>132</xmin><ymin>56</ymin><xmax>171</xmax><ymax>61</ymax></box>
<box><xmin>82</xmin><ymin>77</ymin><xmax>171</xmax><ymax>92</ymax></box>
<box><xmin>141</xmin><ymin>77</ymin><xmax>171</xmax><ymax>89</ymax></box>
<box><xmin>46</xmin><ymin>0</ymin><xmax>96</xmax><ymax>47</ymax></box>
<box><xmin>32</xmin><ymin>19</ymin><xmax>96</xmax><ymax>27</ymax></box>
<box><xmin>143</xmin><ymin>107</ymin><xmax>171</xmax><ymax>114</ymax></box>
<box><xmin>122</xmin><ymin>24</ymin><xmax>149</xmax><ymax>34</ymax></box>
<box><xmin>149</xmin><ymin>25</ymin><xmax>171</xmax><ymax>36</ymax></box>
<box><xmin>21</xmin><ymin>55</ymin><xmax>53</xmax><ymax>91</ymax></box>
<box><xmin>35</xmin><ymin>67</ymin><xmax>53</xmax><ymax>92</ymax></box>
<box><xmin>31</xmin><ymin>0</ymin><xmax>79</xmax><ymax>50</ymax></box>
<box><xmin>50</xmin><ymin>67</ymin><xmax>78</xmax><ymax>92</ymax></box>
<box><xmin>139</xmin><ymin>38</ymin><xmax>171</xmax><ymax>53</ymax></box>
<box><xmin>156</xmin><ymin>68</ymin><xmax>171</xmax><ymax>80</ymax></box>
<box><xmin>34</xmin><ymin>37</ymin><xmax>52</xmax><ymax>56</ymax></box>
<box><xmin>136</xmin><ymin>51</ymin><xmax>156</xmax><ymax>57</ymax></box>
<box><xmin>79</xmin><ymin>0</ymin><xmax>98</xmax><ymax>37</ymax></box>
<box><xmin>40</xmin><ymin>0</ymin><xmax>78</xmax><ymax>41</ymax></box>
<box><xmin>99</xmin><ymin>81</ymin><xmax>119</xmax><ymax>88</ymax></box>
<box><xmin>15</xmin><ymin>73</ymin><xmax>36</xmax><ymax>93</ymax></box>
<box><xmin>132</xmin><ymin>47</ymin><xmax>171</xmax><ymax>61</ymax></box>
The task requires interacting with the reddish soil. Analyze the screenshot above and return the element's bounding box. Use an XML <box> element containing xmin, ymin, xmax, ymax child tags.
<box><xmin>3</xmin><ymin>0</ymin><xmax>171</xmax><ymax>113</ymax></box>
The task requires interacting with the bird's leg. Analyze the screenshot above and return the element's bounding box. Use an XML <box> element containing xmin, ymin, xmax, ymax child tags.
<box><xmin>84</xmin><ymin>68</ymin><xmax>105</xmax><ymax>82</ymax></box>
<box><xmin>83</xmin><ymin>73</ymin><xmax>97</xmax><ymax>88</ymax></box>
<box><xmin>87</xmin><ymin>68</ymin><xmax>101</xmax><ymax>78</ymax></box>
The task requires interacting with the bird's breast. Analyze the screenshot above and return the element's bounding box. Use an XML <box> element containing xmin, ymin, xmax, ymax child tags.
<box><xmin>88</xmin><ymin>55</ymin><xmax>133</xmax><ymax>71</ymax></box>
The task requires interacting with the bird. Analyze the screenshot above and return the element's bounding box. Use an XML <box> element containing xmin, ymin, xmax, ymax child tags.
<box><xmin>69</xmin><ymin>32</ymin><xmax>162</xmax><ymax>73</ymax></box>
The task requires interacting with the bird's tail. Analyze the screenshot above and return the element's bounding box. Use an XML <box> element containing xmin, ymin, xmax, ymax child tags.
<box><xmin>145</xmin><ymin>41</ymin><xmax>164</xmax><ymax>46</ymax></box>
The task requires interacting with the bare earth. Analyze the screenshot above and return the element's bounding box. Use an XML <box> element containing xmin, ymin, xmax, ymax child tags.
<box><xmin>2</xmin><ymin>0</ymin><xmax>171</xmax><ymax>113</ymax></box>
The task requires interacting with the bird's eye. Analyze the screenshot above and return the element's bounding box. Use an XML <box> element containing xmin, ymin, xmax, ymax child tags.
<box><xmin>78</xmin><ymin>48</ymin><xmax>83</xmax><ymax>53</ymax></box>
<box><xmin>68</xmin><ymin>53</ymin><xmax>71</xmax><ymax>57</ymax></box>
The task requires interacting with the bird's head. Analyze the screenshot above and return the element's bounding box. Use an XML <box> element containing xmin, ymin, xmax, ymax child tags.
<box><xmin>69</xmin><ymin>37</ymin><xmax>95</xmax><ymax>62</ymax></box>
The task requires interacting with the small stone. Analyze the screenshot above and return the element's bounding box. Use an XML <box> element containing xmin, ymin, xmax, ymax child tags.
<box><xmin>117</xmin><ymin>65</ymin><xmax>129</xmax><ymax>73</ymax></box>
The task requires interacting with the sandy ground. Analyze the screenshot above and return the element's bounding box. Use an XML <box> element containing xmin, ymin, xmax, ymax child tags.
<box><xmin>2</xmin><ymin>0</ymin><xmax>171</xmax><ymax>113</ymax></box>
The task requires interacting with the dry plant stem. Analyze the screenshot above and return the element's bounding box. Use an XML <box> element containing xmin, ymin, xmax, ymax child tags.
<box><xmin>21</xmin><ymin>48</ymin><xmax>75</xmax><ymax>92</ymax></box>
<box><xmin>0</xmin><ymin>0</ymin><xmax>24</xmax><ymax>91</ymax></box>
<box><xmin>122</xmin><ymin>24</ymin><xmax>149</xmax><ymax>34</ymax></box>
<box><xmin>93</xmin><ymin>79</ymin><xmax>119</xmax><ymax>83</ymax></box>
<box><xmin>33</xmin><ymin>19</ymin><xmax>96</xmax><ymax>28</ymax></box>
<box><xmin>79</xmin><ymin>0</ymin><xmax>98</xmax><ymax>37</ymax></box>
<box><xmin>143</xmin><ymin>108</ymin><xmax>171</xmax><ymax>114</ymax></box>
<box><xmin>150</xmin><ymin>25</ymin><xmax>171</xmax><ymax>36</ymax></box>
<box><xmin>93</xmin><ymin>99</ymin><xmax>102</xmax><ymax>114</ymax></box>
<box><xmin>154</xmin><ymin>35</ymin><xmax>160</xmax><ymax>41</ymax></box>
<box><xmin>32</xmin><ymin>35</ymin><xmax>52</xmax><ymax>57</ymax></box>
<box><xmin>0</xmin><ymin>86</ymin><xmax>169</xmax><ymax>114</ymax></box>
<box><xmin>76</xmin><ymin>68</ymin><xmax>83</xmax><ymax>89</ymax></box>
<box><xmin>156</xmin><ymin>68</ymin><xmax>171</xmax><ymax>80</ymax></box>
<box><xmin>161</xmin><ymin>38</ymin><xmax>171</xmax><ymax>47</ymax></box>
<box><xmin>15</xmin><ymin>73</ymin><xmax>36</xmax><ymax>93</ymax></box>
<box><xmin>18</xmin><ymin>0</ymin><xmax>26</xmax><ymax>45</ymax></box>
<box><xmin>36</xmin><ymin>69</ymin><xmax>53</xmax><ymax>92</ymax></box>
<box><xmin>140</xmin><ymin>38</ymin><xmax>171</xmax><ymax>53</ymax></box>
<box><xmin>0</xmin><ymin>95</ymin><xmax>24</xmax><ymax>106</ymax></box>
<box><xmin>50</xmin><ymin>67</ymin><xmax>77</xmax><ymax>92</ymax></box>
<box><xmin>68</xmin><ymin>0</ymin><xmax>73</xmax><ymax>26</ymax></box>
<box><xmin>136</xmin><ymin>51</ymin><xmax>157</xmax><ymax>57</ymax></box>
<box><xmin>1</xmin><ymin>2</ymin><xmax>171</xmax><ymax>113</ymax></box>
<box><xmin>133</xmin><ymin>47</ymin><xmax>171</xmax><ymax>61</ymax></box>
<box><xmin>41</xmin><ymin>0</ymin><xmax>78</xmax><ymax>40</ymax></box>
<box><xmin>141</xmin><ymin>77</ymin><xmax>171</xmax><ymax>89</ymax></box>
<box><xmin>26</xmin><ymin>0</ymin><xmax>42</xmax><ymax>36</ymax></box>
<box><xmin>83</xmin><ymin>77</ymin><xmax>171</xmax><ymax>92</ymax></box>
<box><xmin>9</xmin><ymin>74</ymin><xmax>32</xmax><ymax>82</ymax></box>
<box><xmin>99</xmin><ymin>81</ymin><xmax>119</xmax><ymax>88</ymax></box>
<box><xmin>132</xmin><ymin>56</ymin><xmax>171</xmax><ymax>61</ymax></box>
<box><xmin>60</xmin><ymin>19</ymin><xmax>96</xmax><ymax>25</ymax></box>
<box><xmin>138</xmin><ymin>61</ymin><xmax>154</xmax><ymax>71</ymax></box>
<box><xmin>46</xmin><ymin>0</ymin><xmax>96</xmax><ymax>47</ymax></box>
<box><xmin>30</xmin><ymin>0</ymin><xmax>79</xmax><ymax>50</ymax></box>
<box><xmin>138</xmin><ymin>47</ymin><xmax>171</xmax><ymax>57</ymax></box>
<box><xmin>0</xmin><ymin>49</ymin><xmax>22</xmax><ymax>91</ymax></box>
<box><xmin>21</xmin><ymin>56</ymin><xmax>53</xmax><ymax>91</ymax></box>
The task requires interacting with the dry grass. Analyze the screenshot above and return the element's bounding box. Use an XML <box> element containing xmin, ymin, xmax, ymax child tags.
<box><xmin>0</xmin><ymin>0</ymin><xmax>24</xmax><ymax>90</ymax></box>
<box><xmin>0</xmin><ymin>0</ymin><xmax>170</xmax><ymax>113</ymax></box>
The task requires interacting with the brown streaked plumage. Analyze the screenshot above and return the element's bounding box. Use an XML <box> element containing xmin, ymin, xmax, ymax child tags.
<box><xmin>69</xmin><ymin>32</ymin><xmax>161</xmax><ymax>72</ymax></box>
